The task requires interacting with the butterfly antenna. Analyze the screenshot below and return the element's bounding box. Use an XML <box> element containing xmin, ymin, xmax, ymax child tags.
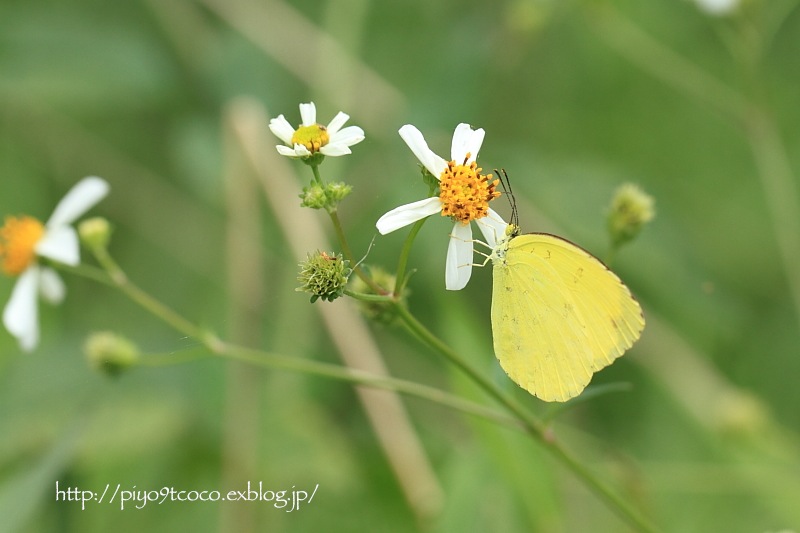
<box><xmin>495</xmin><ymin>168</ymin><xmax>519</xmax><ymax>228</ymax></box>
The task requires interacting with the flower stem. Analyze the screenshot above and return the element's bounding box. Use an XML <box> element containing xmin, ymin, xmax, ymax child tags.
<box><xmin>344</xmin><ymin>288</ymin><xmax>394</xmax><ymax>303</ymax></box>
<box><xmin>394</xmin><ymin>217</ymin><xmax>427</xmax><ymax>296</ymax></box>
<box><xmin>68</xmin><ymin>249</ymin><xmax>515</xmax><ymax>428</ymax></box>
<box><xmin>328</xmin><ymin>208</ymin><xmax>385</xmax><ymax>294</ymax></box>
<box><xmin>89</xmin><ymin>245</ymin><xmax>200</xmax><ymax>339</ymax></box>
<box><xmin>394</xmin><ymin>302</ymin><xmax>659</xmax><ymax>532</ymax></box>
<box><xmin>308</xmin><ymin>162</ymin><xmax>385</xmax><ymax>294</ymax></box>
<box><xmin>310</xmin><ymin>163</ymin><xmax>322</xmax><ymax>184</ymax></box>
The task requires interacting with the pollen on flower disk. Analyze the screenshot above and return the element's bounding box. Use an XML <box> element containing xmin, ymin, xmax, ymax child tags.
<box><xmin>437</xmin><ymin>154</ymin><xmax>500</xmax><ymax>224</ymax></box>
<box><xmin>291</xmin><ymin>124</ymin><xmax>330</xmax><ymax>154</ymax></box>
<box><xmin>0</xmin><ymin>216</ymin><xmax>44</xmax><ymax>276</ymax></box>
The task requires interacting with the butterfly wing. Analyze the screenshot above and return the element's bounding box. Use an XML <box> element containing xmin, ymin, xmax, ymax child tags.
<box><xmin>491</xmin><ymin>233</ymin><xmax>644</xmax><ymax>402</ymax></box>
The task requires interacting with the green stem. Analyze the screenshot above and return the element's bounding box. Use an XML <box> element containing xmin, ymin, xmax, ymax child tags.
<box><xmin>309</xmin><ymin>162</ymin><xmax>385</xmax><ymax>294</ymax></box>
<box><xmin>90</xmin><ymin>246</ymin><xmax>200</xmax><ymax>339</ymax></box>
<box><xmin>217</xmin><ymin>341</ymin><xmax>519</xmax><ymax>429</ymax></box>
<box><xmin>328</xmin><ymin>209</ymin><xmax>385</xmax><ymax>294</ymax></box>
<box><xmin>68</xmin><ymin>250</ymin><xmax>516</xmax><ymax>429</ymax></box>
<box><xmin>344</xmin><ymin>289</ymin><xmax>394</xmax><ymax>303</ymax></box>
<box><xmin>394</xmin><ymin>217</ymin><xmax>427</xmax><ymax>296</ymax></box>
<box><xmin>394</xmin><ymin>303</ymin><xmax>659</xmax><ymax>533</ymax></box>
<box><xmin>310</xmin><ymin>163</ymin><xmax>322</xmax><ymax>184</ymax></box>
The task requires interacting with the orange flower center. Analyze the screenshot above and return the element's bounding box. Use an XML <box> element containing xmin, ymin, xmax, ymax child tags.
<box><xmin>438</xmin><ymin>154</ymin><xmax>500</xmax><ymax>224</ymax></box>
<box><xmin>0</xmin><ymin>216</ymin><xmax>45</xmax><ymax>276</ymax></box>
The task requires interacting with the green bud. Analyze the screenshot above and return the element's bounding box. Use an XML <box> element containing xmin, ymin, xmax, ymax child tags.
<box><xmin>84</xmin><ymin>331</ymin><xmax>140</xmax><ymax>376</ymax></box>
<box><xmin>607</xmin><ymin>183</ymin><xmax>655</xmax><ymax>249</ymax></box>
<box><xmin>350</xmin><ymin>265</ymin><xmax>406</xmax><ymax>325</ymax></box>
<box><xmin>325</xmin><ymin>182</ymin><xmax>352</xmax><ymax>205</ymax></box>
<box><xmin>297</xmin><ymin>251</ymin><xmax>351</xmax><ymax>303</ymax></box>
<box><xmin>299</xmin><ymin>182</ymin><xmax>353</xmax><ymax>212</ymax></box>
<box><xmin>300</xmin><ymin>183</ymin><xmax>328</xmax><ymax>209</ymax></box>
<box><xmin>78</xmin><ymin>217</ymin><xmax>112</xmax><ymax>249</ymax></box>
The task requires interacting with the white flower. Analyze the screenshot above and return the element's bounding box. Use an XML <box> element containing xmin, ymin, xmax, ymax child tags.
<box><xmin>269</xmin><ymin>102</ymin><xmax>365</xmax><ymax>158</ymax></box>
<box><xmin>1</xmin><ymin>177</ymin><xmax>109</xmax><ymax>351</ymax></box>
<box><xmin>376</xmin><ymin>124</ymin><xmax>507</xmax><ymax>290</ymax></box>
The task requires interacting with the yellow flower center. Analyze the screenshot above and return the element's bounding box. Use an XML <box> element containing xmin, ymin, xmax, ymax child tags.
<box><xmin>438</xmin><ymin>154</ymin><xmax>500</xmax><ymax>224</ymax></box>
<box><xmin>0</xmin><ymin>216</ymin><xmax>45</xmax><ymax>276</ymax></box>
<box><xmin>291</xmin><ymin>124</ymin><xmax>330</xmax><ymax>153</ymax></box>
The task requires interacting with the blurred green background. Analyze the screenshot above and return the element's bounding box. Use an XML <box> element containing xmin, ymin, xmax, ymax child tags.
<box><xmin>2</xmin><ymin>0</ymin><xmax>800</xmax><ymax>531</ymax></box>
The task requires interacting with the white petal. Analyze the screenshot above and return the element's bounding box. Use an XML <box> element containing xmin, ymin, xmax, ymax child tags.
<box><xmin>269</xmin><ymin>115</ymin><xmax>295</xmax><ymax>144</ymax></box>
<box><xmin>292</xmin><ymin>144</ymin><xmax>312</xmax><ymax>157</ymax></box>
<box><xmin>475</xmin><ymin>208</ymin><xmax>509</xmax><ymax>249</ymax></box>
<box><xmin>35</xmin><ymin>226</ymin><xmax>80</xmax><ymax>266</ymax></box>
<box><xmin>326</xmin><ymin>112</ymin><xmax>349</xmax><ymax>135</ymax></box>
<box><xmin>446</xmin><ymin>222</ymin><xmax>473</xmax><ymax>291</ymax></box>
<box><xmin>320</xmin><ymin>144</ymin><xmax>352</xmax><ymax>157</ymax></box>
<box><xmin>276</xmin><ymin>145</ymin><xmax>300</xmax><ymax>157</ymax></box>
<box><xmin>3</xmin><ymin>267</ymin><xmax>40</xmax><ymax>352</ymax></box>
<box><xmin>39</xmin><ymin>267</ymin><xmax>66</xmax><ymax>304</ymax></box>
<box><xmin>450</xmin><ymin>123</ymin><xmax>472</xmax><ymax>162</ymax></box>
<box><xmin>46</xmin><ymin>176</ymin><xmax>109</xmax><ymax>228</ymax></box>
<box><xmin>376</xmin><ymin>197</ymin><xmax>442</xmax><ymax>234</ymax></box>
<box><xmin>330</xmin><ymin>125</ymin><xmax>364</xmax><ymax>147</ymax></box>
<box><xmin>450</xmin><ymin>123</ymin><xmax>485</xmax><ymax>163</ymax></box>
<box><xmin>299</xmin><ymin>102</ymin><xmax>316</xmax><ymax>126</ymax></box>
<box><xmin>398</xmin><ymin>125</ymin><xmax>447</xmax><ymax>178</ymax></box>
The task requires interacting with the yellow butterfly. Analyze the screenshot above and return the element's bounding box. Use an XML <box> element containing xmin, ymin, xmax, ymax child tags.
<box><xmin>490</xmin><ymin>224</ymin><xmax>645</xmax><ymax>402</ymax></box>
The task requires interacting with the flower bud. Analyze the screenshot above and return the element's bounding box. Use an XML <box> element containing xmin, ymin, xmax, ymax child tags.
<box><xmin>297</xmin><ymin>251</ymin><xmax>351</xmax><ymax>303</ymax></box>
<box><xmin>84</xmin><ymin>331</ymin><xmax>140</xmax><ymax>376</ymax></box>
<box><xmin>325</xmin><ymin>182</ymin><xmax>352</xmax><ymax>206</ymax></box>
<box><xmin>607</xmin><ymin>183</ymin><xmax>655</xmax><ymax>249</ymax></box>
<box><xmin>78</xmin><ymin>217</ymin><xmax>112</xmax><ymax>250</ymax></box>
<box><xmin>299</xmin><ymin>182</ymin><xmax>353</xmax><ymax>212</ymax></box>
<box><xmin>299</xmin><ymin>183</ymin><xmax>328</xmax><ymax>210</ymax></box>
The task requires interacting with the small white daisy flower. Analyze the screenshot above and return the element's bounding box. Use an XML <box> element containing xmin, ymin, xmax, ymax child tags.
<box><xmin>1</xmin><ymin>176</ymin><xmax>110</xmax><ymax>351</ymax></box>
<box><xmin>269</xmin><ymin>102</ymin><xmax>365</xmax><ymax>159</ymax></box>
<box><xmin>376</xmin><ymin>123</ymin><xmax>507</xmax><ymax>290</ymax></box>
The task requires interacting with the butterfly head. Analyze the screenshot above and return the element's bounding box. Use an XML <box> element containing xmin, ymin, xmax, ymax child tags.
<box><xmin>490</xmin><ymin>223</ymin><xmax>520</xmax><ymax>263</ymax></box>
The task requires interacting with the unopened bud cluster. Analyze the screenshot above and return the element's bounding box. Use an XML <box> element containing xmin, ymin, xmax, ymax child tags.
<box><xmin>299</xmin><ymin>182</ymin><xmax>353</xmax><ymax>212</ymax></box>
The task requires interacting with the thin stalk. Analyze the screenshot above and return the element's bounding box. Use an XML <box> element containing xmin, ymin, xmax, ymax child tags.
<box><xmin>218</xmin><ymin>341</ymin><xmax>519</xmax><ymax>429</ymax></box>
<box><xmin>64</xmin><ymin>252</ymin><xmax>517</xmax><ymax>429</ymax></box>
<box><xmin>344</xmin><ymin>288</ymin><xmax>394</xmax><ymax>303</ymax></box>
<box><xmin>308</xmin><ymin>162</ymin><xmax>385</xmax><ymax>293</ymax></box>
<box><xmin>328</xmin><ymin>209</ymin><xmax>385</xmax><ymax>293</ymax></box>
<box><xmin>310</xmin><ymin>163</ymin><xmax>322</xmax><ymax>184</ymax></box>
<box><xmin>89</xmin><ymin>246</ymin><xmax>200</xmax><ymax>339</ymax></box>
<box><xmin>394</xmin><ymin>303</ymin><xmax>659</xmax><ymax>533</ymax></box>
<box><xmin>394</xmin><ymin>217</ymin><xmax>427</xmax><ymax>296</ymax></box>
